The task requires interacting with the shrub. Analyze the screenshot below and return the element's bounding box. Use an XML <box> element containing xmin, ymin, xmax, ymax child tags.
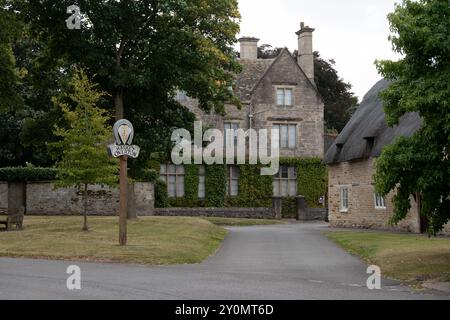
<box><xmin>0</xmin><ymin>167</ymin><xmax>57</xmax><ymax>182</ymax></box>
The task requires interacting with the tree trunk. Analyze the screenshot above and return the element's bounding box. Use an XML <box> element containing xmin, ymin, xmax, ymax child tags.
<box><xmin>114</xmin><ymin>89</ymin><xmax>124</xmax><ymax>121</ymax></box>
<box><xmin>82</xmin><ymin>184</ymin><xmax>89</xmax><ymax>232</ymax></box>
<box><xmin>417</xmin><ymin>192</ymin><xmax>428</xmax><ymax>234</ymax></box>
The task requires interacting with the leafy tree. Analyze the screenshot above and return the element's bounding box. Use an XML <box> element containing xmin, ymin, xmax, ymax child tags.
<box><xmin>0</xmin><ymin>0</ymin><xmax>23</xmax><ymax>111</ymax></box>
<box><xmin>0</xmin><ymin>34</ymin><xmax>73</xmax><ymax>167</ymax></box>
<box><xmin>10</xmin><ymin>0</ymin><xmax>241</xmax><ymax>175</ymax></box>
<box><xmin>374</xmin><ymin>0</ymin><xmax>450</xmax><ymax>234</ymax></box>
<box><xmin>11</xmin><ymin>0</ymin><xmax>241</xmax><ymax>118</ymax></box>
<box><xmin>258</xmin><ymin>45</ymin><xmax>358</xmax><ymax>132</ymax></box>
<box><xmin>314</xmin><ymin>52</ymin><xmax>358</xmax><ymax>132</ymax></box>
<box><xmin>50</xmin><ymin>69</ymin><xmax>118</xmax><ymax>231</ymax></box>
<box><xmin>257</xmin><ymin>44</ymin><xmax>282</xmax><ymax>59</ymax></box>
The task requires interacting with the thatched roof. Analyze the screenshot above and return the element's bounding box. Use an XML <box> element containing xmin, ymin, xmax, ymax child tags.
<box><xmin>236</xmin><ymin>58</ymin><xmax>275</xmax><ymax>102</ymax></box>
<box><xmin>324</xmin><ymin>79</ymin><xmax>422</xmax><ymax>165</ymax></box>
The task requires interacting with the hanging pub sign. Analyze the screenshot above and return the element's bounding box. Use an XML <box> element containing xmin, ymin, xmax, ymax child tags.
<box><xmin>108</xmin><ymin>120</ymin><xmax>140</xmax><ymax>159</ymax></box>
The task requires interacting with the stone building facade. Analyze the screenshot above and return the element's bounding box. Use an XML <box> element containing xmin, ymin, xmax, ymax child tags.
<box><xmin>328</xmin><ymin>159</ymin><xmax>421</xmax><ymax>233</ymax></box>
<box><xmin>183</xmin><ymin>24</ymin><xmax>324</xmax><ymax>159</ymax></box>
<box><xmin>325</xmin><ymin>80</ymin><xmax>449</xmax><ymax>235</ymax></box>
<box><xmin>161</xmin><ymin>22</ymin><xmax>325</xmax><ymax>203</ymax></box>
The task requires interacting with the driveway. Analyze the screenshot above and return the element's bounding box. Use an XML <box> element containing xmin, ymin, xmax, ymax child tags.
<box><xmin>0</xmin><ymin>222</ymin><xmax>448</xmax><ymax>300</ymax></box>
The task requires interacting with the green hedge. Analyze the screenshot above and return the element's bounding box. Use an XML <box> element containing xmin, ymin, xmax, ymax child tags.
<box><xmin>0</xmin><ymin>167</ymin><xmax>57</xmax><ymax>182</ymax></box>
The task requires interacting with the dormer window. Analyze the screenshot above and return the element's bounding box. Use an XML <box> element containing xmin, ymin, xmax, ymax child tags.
<box><xmin>364</xmin><ymin>137</ymin><xmax>375</xmax><ymax>158</ymax></box>
<box><xmin>276</xmin><ymin>88</ymin><xmax>293</xmax><ymax>107</ymax></box>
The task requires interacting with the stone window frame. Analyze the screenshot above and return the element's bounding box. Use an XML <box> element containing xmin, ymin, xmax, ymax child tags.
<box><xmin>224</xmin><ymin>122</ymin><xmax>240</xmax><ymax>147</ymax></box>
<box><xmin>226</xmin><ymin>165</ymin><xmax>240</xmax><ymax>197</ymax></box>
<box><xmin>273</xmin><ymin>166</ymin><xmax>298</xmax><ymax>197</ymax></box>
<box><xmin>339</xmin><ymin>185</ymin><xmax>349</xmax><ymax>213</ymax></box>
<box><xmin>272</xmin><ymin>123</ymin><xmax>298</xmax><ymax>149</ymax></box>
<box><xmin>374</xmin><ymin>193</ymin><xmax>387</xmax><ymax>210</ymax></box>
<box><xmin>275</xmin><ymin>86</ymin><xmax>295</xmax><ymax>107</ymax></box>
<box><xmin>160</xmin><ymin>164</ymin><xmax>185</xmax><ymax>198</ymax></box>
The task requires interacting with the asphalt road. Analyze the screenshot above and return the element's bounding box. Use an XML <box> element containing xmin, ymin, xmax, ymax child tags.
<box><xmin>0</xmin><ymin>222</ymin><xmax>448</xmax><ymax>300</ymax></box>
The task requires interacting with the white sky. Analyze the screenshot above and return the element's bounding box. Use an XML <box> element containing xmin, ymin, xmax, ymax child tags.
<box><xmin>237</xmin><ymin>0</ymin><xmax>401</xmax><ymax>101</ymax></box>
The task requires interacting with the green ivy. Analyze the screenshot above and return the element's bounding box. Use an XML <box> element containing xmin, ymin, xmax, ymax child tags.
<box><xmin>205</xmin><ymin>164</ymin><xmax>227</xmax><ymax>207</ymax></box>
<box><xmin>157</xmin><ymin>158</ymin><xmax>327</xmax><ymax>214</ymax></box>
<box><xmin>155</xmin><ymin>180</ymin><xmax>169</xmax><ymax>208</ymax></box>
<box><xmin>226</xmin><ymin>164</ymin><xmax>272</xmax><ymax>208</ymax></box>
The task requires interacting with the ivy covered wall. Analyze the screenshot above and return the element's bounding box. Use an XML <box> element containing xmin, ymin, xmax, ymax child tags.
<box><xmin>155</xmin><ymin>158</ymin><xmax>327</xmax><ymax>217</ymax></box>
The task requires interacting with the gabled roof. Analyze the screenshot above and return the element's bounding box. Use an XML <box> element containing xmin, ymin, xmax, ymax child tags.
<box><xmin>236</xmin><ymin>48</ymin><xmax>322</xmax><ymax>103</ymax></box>
<box><xmin>324</xmin><ymin>79</ymin><xmax>422</xmax><ymax>165</ymax></box>
<box><xmin>236</xmin><ymin>58</ymin><xmax>274</xmax><ymax>102</ymax></box>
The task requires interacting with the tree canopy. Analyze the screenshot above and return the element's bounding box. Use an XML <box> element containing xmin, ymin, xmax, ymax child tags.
<box><xmin>11</xmin><ymin>0</ymin><xmax>242</xmax><ymax>118</ymax></box>
<box><xmin>374</xmin><ymin>0</ymin><xmax>450</xmax><ymax>234</ymax></box>
<box><xmin>314</xmin><ymin>52</ymin><xmax>358</xmax><ymax>132</ymax></box>
<box><xmin>50</xmin><ymin>69</ymin><xmax>117</xmax><ymax>189</ymax></box>
<box><xmin>2</xmin><ymin>0</ymin><xmax>241</xmax><ymax>174</ymax></box>
<box><xmin>50</xmin><ymin>69</ymin><xmax>118</xmax><ymax>230</ymax></box>
<box><xmin>0</xmin><ymin>0</ymin><xmax>23</xmax><ymax>111</ymax></box>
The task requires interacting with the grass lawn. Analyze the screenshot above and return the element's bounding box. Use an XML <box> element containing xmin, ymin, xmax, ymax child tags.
<box><xmin>203</xmin><ymin>217</ymin><xmax>286</xmax><ymax>227</ymax></box>
<box><xmin>327</xmin><ymin>231</ymin><xmax>450</xmax><ymax>285</ymax></box>
<box><xmin>0</xmin><ymin>216</ymin><xmax>227</xmax><ymax>265</ymax></box>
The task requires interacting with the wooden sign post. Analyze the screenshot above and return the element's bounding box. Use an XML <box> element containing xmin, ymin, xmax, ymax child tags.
<box><xmin>119</xmin><ymin>155</ymin><xmax>128</xmax><ymax>246</ymax></box>
<box><xmin>108</xmin><ymin>120</ymin><xmax>140</xmax><ymax>246</ymax></box>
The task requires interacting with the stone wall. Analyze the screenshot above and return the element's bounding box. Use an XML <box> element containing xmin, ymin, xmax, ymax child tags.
<box><xmin>304</xmin><ymin>208</ymin><xmax>328</xmax><ymax>221</ymax></box>
<box><xmin>0</xmin><ymin>182</ymin><xmax>7</xmax><ymax>211</ymax></box>
<box><xmin>25</xmin><ymin>181</ymin><xmax>154</xmax><ymax>216</ymax></box>
<box><xmin>134</xmin><ymin>182</ymin><xmax>155</xmax><ymax>216</ymax></box>
<box><xmin>442</xmin><ymin>223</ymin><xmax>450</xmax><ymax>236</ymax></box>
<box><xmin>154</xmin><ymin>207</ymin><xmax>276</xmax><ymax>219</ymax></box>
<box><xmin>328</xmin><ymin>159</ymin><xmax>422</xmax><ymax>233</ymax></box>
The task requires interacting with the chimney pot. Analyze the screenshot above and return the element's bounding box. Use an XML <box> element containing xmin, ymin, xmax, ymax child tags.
<box><xmin>296</xmin><ymin>21</ymin><xmax>315</xmax><ymax>84</ymax></box>
<box><xmin>239</xmin><ymin>37</ymin><xmax>259</xmax><ymax>60</ymax></box>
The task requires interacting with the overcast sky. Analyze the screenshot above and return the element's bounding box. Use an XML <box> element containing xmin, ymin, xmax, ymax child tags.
<box><xmin>237</xmin><ymin>0</ymin><xmax>401</xmax><ymax>101</ymax></box>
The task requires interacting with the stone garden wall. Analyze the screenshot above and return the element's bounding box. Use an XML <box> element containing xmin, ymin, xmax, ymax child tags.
<box><xmin>154</xmin><ymin>207</ymin><xmax>276</xmax><ymax>219</ymax></box>
<box><xmin>0</xmin><ymin>181</ymin><xmax>154</xmax><ymax>217</ymax></box>
<box><xmin>0</xmin><ymin>182</ymin><xmax>7</xmax><ymax>211</ymax></box>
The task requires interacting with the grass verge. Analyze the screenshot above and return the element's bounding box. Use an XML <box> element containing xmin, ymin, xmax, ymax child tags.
<box><xmin>326</xmin><ymin>231</ymin><xmax>450</xmax><ymax>285</ymax></box>
<box><xmin>0</xmin><ymin>216</ymin><xmax>227</xmax><ymax>265</ymax></box>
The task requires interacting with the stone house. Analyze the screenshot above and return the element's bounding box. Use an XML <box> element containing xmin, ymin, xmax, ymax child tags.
<box><xmin>159</xmin><ymin>22</ymin><xmax>325</xmax><ymax>207</ymax></box>
<box><xmin>324</xmin><ymin>79</ymin><xmax>450</xmax><ymax>234</ymax></box>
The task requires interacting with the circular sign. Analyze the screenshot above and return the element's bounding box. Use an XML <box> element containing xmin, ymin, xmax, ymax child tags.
<box><xmin>113</xmin><ymin>119</ymin><xmax>134</xmax><ymax>146</ymax></box>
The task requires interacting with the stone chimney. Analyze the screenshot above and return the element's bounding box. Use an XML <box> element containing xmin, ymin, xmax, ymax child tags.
<box><xmin>296</xmin><ymin>22</ymin><xmax>315</xmax><ymax>83</ymax></box>
<box><xmin>239</xmin><ymin>37</ymin><xmax>259</xmax><ymax>60</ymax></box>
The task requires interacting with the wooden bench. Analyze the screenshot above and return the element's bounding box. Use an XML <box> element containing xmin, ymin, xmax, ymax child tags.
<box><xmin>0</xmin><ymin>208</ymin><xmax>24</xmax><ymax>231</ymax></box>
